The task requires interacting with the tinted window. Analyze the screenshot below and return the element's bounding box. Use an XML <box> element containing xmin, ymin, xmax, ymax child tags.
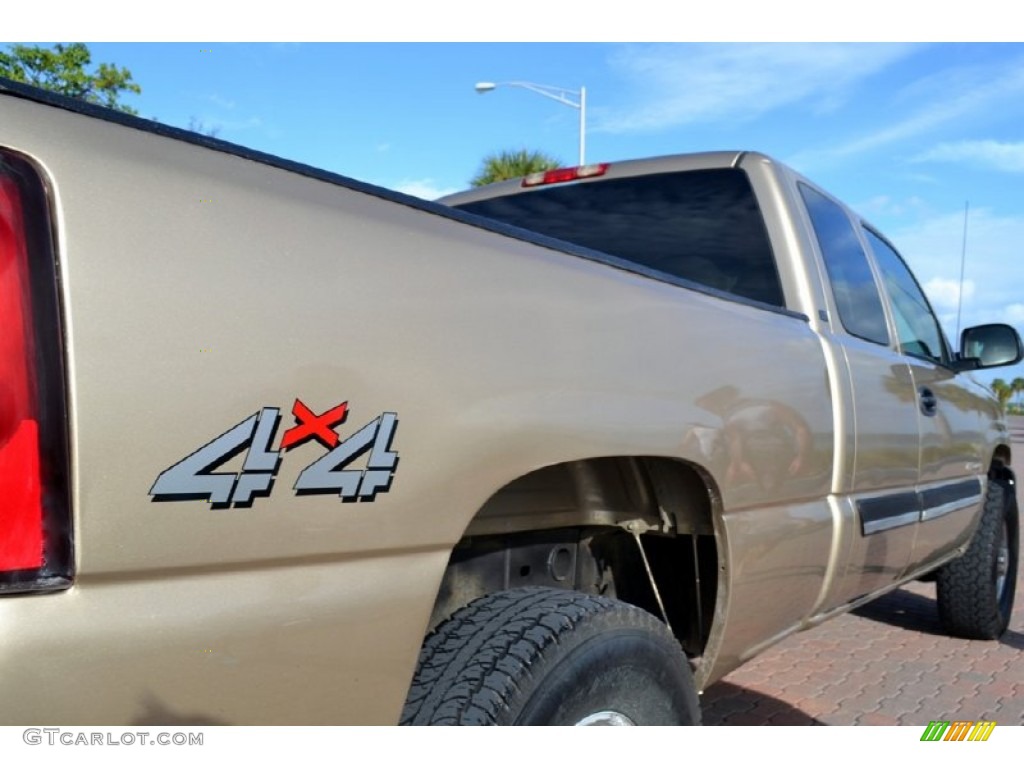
<box><xmin>455</xmin><ymin>169</ymin><xmax>784</xmax><ymax>307</ymax></box>
<box><xmin>864</xmin><ymin>229</ymin><xmax>949</xmax><ymax>364</ymax></box>
<box><xmin>799</xmin><ymin>184</ymin><xmax>889</xmax><ymax>345</ymax></box>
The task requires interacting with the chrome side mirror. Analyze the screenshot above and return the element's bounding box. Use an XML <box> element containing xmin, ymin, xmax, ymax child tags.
<box><xmin>958</xmin><ymin>323</ymin><xmax>1023</xmax><ymax>369</ymax></box>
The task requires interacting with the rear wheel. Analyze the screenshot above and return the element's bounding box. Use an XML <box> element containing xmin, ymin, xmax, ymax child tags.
<box><xmin>401</xmin><ymin>587</ymin><xmax>700</xmax><ymax>725</ymax></box>
<box><xmin>936</xmin><ymin>477</ymin><xmax>1019</xmax><ymax>639</ymax></box>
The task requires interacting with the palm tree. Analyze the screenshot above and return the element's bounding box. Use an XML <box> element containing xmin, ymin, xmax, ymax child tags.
<box><xmin>990</xmin><ymin>378</ymin><xmax>1012</xmax><ymax>410</ymax></box>
<box><xmin>471</xmin><ymin>149</ymin><xmax>562</xmax><ymax>187</ymax></box>
<box><xmin>1012</xmin><ymin>376</ymin><xmax>1024</xmax><ymax>414</ymax></box>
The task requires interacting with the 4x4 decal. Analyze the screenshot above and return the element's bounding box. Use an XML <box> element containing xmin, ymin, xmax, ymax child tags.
<box><xmin>149</xmin><ymin>399</ymin><xmax>399</xmax><ymax>508</ymax></box>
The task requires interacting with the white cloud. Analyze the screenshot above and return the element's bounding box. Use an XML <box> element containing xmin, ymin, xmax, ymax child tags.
<box><xmin>193</xmin><ymin>116</ymin><xmax>262</xmax><ymax>133</ymax></box>
<box><xmin>206</xmin><ymin>94</ymin><xmax>236</xmax><ymax>110</ymax></box>
<box><xmin>1007</xmin><ymin>304</ymin><xmax>1024</xmax><ymax>324</ymax></box>
<box><xmin>794</xmin><ymin>59</ymin><xmax>1024</xmax><ymax>166</ymax></box>
<box><xmin>923</xmin><ymin>277</ymin><xmax>975</xmax><ymax>313</ymax></box>
<box><xmin>855</xmin><ymin>195</ymin><xmax>928</xmax><ymax>218</ymax></box>
<box><xmin>391</xmin><ymin>178</ymin><xmax>460</xmax><ymax>200</ymax></box>
<box><xmin>913</xmin><ymin>140</ymin><xmax>1024</xmax><ymax>173</ymax></box>
<box><xmin>599</xmin><ymin>43</ymin><xmax>916</xmax><ymax>133</ymax></box>
<box><xmin>888</xmin><ymin>208</ymin><xmax>1024</xmax><ymax>337</ymax></box>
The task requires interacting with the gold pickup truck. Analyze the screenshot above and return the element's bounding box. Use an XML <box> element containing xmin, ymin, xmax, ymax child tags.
<box><xmin>0</xmin><ymin>79</ymin><xmax>1019</xmax><ymax>726</ymax></box>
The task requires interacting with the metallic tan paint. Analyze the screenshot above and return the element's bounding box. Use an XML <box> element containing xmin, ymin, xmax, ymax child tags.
<box><xmin>0</xmin><ymin>94</ymin><xmax>1013</xmax><ymax>723</ymax></box>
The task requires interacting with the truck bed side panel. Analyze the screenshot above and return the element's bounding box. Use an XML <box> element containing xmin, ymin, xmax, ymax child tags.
<box><xmin>1</xmin><ymin>95</ymin><xmax>835</xmax><ymax>723</ymax></box>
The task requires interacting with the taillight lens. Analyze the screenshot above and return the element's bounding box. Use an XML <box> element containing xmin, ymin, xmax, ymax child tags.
<box><xmin>0</xmin><ymin>174</ymin><xmax>44</xmax><ymax>570</ymax></box>
<box><xmin>0</xmin><ymin>150</ymin><xmax>71</xmax><ymax>592</ymax></box>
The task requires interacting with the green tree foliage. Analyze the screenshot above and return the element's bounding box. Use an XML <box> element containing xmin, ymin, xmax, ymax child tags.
<box><xmin>0</xmin><ymin>43</ymin><xmax>141</xmax><ymax>114</ymax></box>
<box><xmin>188</xmin><ymin>117</ymin><xmax>221</xmax><ymax>138</ymax></box>
<box><xmin>1011</xmin><ymin>376</ymin><xmax>1024</xmax><ymax>414</ymax></box>
<box><xmin>990</xmin><ymin>378</ymin><xmax>1013</xmax><ymax>409</ymax></box>
<box><xmin>471</xmin><ymin>149</ymin><xmax>562</xmax><ymax>187</ymax></box>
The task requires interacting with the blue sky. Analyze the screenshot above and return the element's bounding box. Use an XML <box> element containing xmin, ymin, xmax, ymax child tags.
<box><xmin>9</xmin><ymin>38</ymin><xmax>1024</xmax><ymax>387</ymax></box>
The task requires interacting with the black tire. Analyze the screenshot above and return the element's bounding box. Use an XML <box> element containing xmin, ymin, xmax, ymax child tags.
<box><xmin>936</xmin><ymin>477</ymin><xmax>1019</xmax><ymax>639</ymax></box>
<box><xmin>401</xmin><ymin>587</ymin><xmax>700</xmax><ymax>725</ymax></box>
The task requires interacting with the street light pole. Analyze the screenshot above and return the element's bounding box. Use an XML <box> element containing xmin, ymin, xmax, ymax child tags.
<box><xmin>578</xmin><ymin>86</ymin><xmax>586</xmax><ymax>167</ymax></box>
<box><xmin>474</xmin><ymin>81</ymin><xmax>587</xmax><ymax>165</ymax></box>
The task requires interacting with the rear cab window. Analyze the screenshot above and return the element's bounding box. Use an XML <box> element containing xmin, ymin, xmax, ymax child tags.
<box><xmin>452</xmin><ymin>168</ymin><xmax>786</xmax><ymax>308</ymax></box>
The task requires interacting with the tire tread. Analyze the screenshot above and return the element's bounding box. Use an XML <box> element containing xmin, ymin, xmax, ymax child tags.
<box><xmin>936</xmin><ymin>479</ymin><xmax>1017</xmax><ymax>639</ymax></box>
<box><xmin>401</xmin><ymin>587</ymin><xmax>691</xmax><ymax>725</ymax></box>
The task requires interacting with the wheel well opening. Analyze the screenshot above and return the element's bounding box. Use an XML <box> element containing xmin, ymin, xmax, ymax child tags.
<box><xmin>426</xmin><ymin>456</ymin><xmax>720</xmax><ymax>657</ymax></box>
<box><xmin>992</xmin><ymin>445</ymin><xmax>1013</xmax><ymax>479</ymax></box>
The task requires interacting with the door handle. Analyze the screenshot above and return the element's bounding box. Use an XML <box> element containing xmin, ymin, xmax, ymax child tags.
<box><xmin>919</xmin><ymin>386</ymin><xmax>938</xmax><ymax>417</ymax></box>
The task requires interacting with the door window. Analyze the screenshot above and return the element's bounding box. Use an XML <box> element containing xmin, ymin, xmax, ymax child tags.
<box><xmin>799</xmin><ymin>184</ymin><xmax>889</xmax><ymax>345</ymax></box>
<box><xmin>863</xmin><ymin>228</ymin><xmax>950</xmax><ymax>365</ymax></box>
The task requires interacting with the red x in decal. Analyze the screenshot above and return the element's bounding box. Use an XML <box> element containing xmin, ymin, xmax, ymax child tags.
<box><xmin>280</xmin><ymin>399</ymin><xmax>348</xmax><ymax>450</ymax></box>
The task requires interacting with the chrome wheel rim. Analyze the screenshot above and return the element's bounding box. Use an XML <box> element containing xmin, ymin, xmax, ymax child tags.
<box><xmin>995</xmin><ymin>518</ymin><xmax>1010</xmax><ymax>602</ymax></box>
<box><xmin>575</xmin><ymin>711</ymin><xmax>636</xmax><ymax>726</ymax></box>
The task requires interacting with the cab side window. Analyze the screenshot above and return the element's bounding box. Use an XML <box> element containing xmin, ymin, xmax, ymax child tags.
<box><xmin>863</xmin><ymin>228</ymin><xmax>950</xmax><ymax>365</ymax></box>
<box><xmin>799</xmin><ymin>184</ymin><xmax>889</xmax><ymax>345</ymax></box>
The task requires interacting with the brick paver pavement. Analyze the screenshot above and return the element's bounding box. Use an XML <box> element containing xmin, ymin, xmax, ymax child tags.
<box><xmin>703</xmin><ymin>416</ymin><xmax>1024</xmax><ymax>725</ymax></box>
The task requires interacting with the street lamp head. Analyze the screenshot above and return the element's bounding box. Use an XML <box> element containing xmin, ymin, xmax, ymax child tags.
<box><xmin>472</xmin><ymin>79</ymin><xmax>587</xmax><ymax>165</ymax></box>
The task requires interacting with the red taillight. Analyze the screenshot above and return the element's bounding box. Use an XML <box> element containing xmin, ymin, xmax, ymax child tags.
<box><xmin>521</xmin><ymin>163</ymin><xmax>610</xmax><ymax>188</ymax></box>
<box><xmin>0</xmin><ymin>151</ymin><xmax>70</xmax><ymax>592</ymax></box>
<box><xmin>0</xmin><ymin>175</ymin><xmax>44</xmax><ymax>571</ymax></box>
